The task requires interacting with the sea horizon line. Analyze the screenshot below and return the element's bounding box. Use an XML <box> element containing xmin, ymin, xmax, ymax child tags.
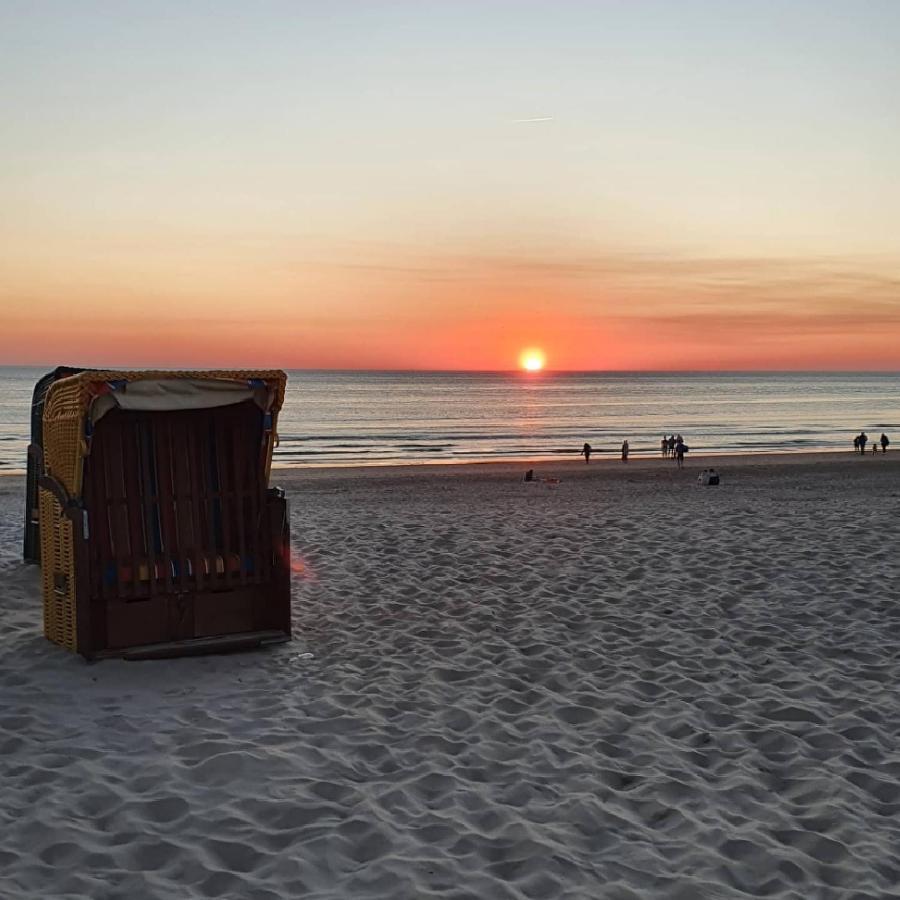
<box><xmin>1</xmin><ymin>366</ymin><xmax>899</xmax><ymax>376</ymax></box>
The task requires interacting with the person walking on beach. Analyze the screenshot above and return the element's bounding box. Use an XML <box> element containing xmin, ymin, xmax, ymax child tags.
<box><xmin>621</xmin><ymin>440</ymin><xmax>629</xmax><ymax>462</ymax></box>
<box><xmin>853</xmin><ymin>435</ymin><xmax>860</xmax><ymax>453</ymax></box>
<box><xmin>581</xmin><ymin>442</ymin><xmax>592</xmax><ymax>464</ymax></box>
<box><xmin>661</xmin><ymin>436</ymin><xmax>668</xmax><ymax>457</ymax></box>
<box><xmin>873</xmin><ymin>439</ymin><xmax>878</xmax><ymax>456</ymax></box>
<box><xmin>674</xmin><ymin>437</ymin><xmax>687</xmax><ymax>468</ymax></box>
<box><xmin>859</xmin><ymin>431</ymin><xmax>868</xmax><ymax>454</ymax></box>
<box><xmin>667</xmin><ymin>434</ymin><xmax>676</xmax><ymax>456</ymax></box>
<box><xmin>881</xmin><ymin>433</ymin><xmax>890</xmax><ymax>453</ymax></box>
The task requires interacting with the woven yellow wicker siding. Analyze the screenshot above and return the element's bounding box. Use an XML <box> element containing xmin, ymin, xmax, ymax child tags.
<box><xmin>42</xmin><ymin>377</ymin><xmax>88</xmax><ymax>498</ymax></box>
<box><xmin>39</xmin><ymin>490</ymin><xmax>77</xmax><ymax>651</ymax></box>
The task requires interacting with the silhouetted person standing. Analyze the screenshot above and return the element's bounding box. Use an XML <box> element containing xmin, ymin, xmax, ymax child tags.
<box><xmin>881</xmin><ymin>433</ymin><xmax>890</xmax><ymax>453</ymax></box>
<box><xmin>582</xmin><ymin>442</ymin><xmax>592</xmax><ymax>464</ymax></box>
<box><xmin>621</xmin><ymin>440</ymin><xmax>629</xmax><ymax>462</ymax></box>
<box><xmin>667</xmin><ymin>435</ymin><xmax>676</xmax><ymax>456</ymax></box>
<box><xmin>675</xmin><ymin>437</ymin><xmax>686</xmax><ymax>468</ymax></box>
<box><xmin>661</xmin><ymin>436</ymin><xmax>668</xmax><ymax>457</ymax></box>
<box><xmin>859</xmin><ymin>431</ymin><xmax>868</xmax><ymax>454</ymax></box>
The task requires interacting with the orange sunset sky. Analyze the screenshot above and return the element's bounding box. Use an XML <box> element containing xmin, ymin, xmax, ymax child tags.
<box><xmin>2</xmin><ymin>2</ymin><xmax>899</xmax><ymax>371</ymax></box>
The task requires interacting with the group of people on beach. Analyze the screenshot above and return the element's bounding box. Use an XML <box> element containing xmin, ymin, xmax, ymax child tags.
<box><xmin>660</xmin><ymin>434</ymin><xmax>683</xmax><ymax>458</ymax></box>
<box><xmin>582</xmin><ymin>430</ymin><xmax>890</xmax><ymax>464</ymax></box>
<box><xmin>581</xmin><ymin>434</ymin><xmax>689</xmax><ymax>467</ymax></box>
<box><xmin>661</xmin><ymin>434</ymin><xmax>688</xmax><ymax>467</ymax></box>
<box><xmin>854</xmin><ymin>431</ymin><xmax>890</xmax><ymax>454</ymax></box>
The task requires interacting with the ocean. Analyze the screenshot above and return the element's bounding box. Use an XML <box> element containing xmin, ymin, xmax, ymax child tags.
<box><xmin>1</xmin><ymin>368</ymin><xmax>898</xmax><ymax>472</ymax></box>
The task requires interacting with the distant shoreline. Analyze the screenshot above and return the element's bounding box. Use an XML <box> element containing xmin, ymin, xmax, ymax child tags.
<box><xmin>269</xmin><ymin>446</ymin><xmax>856</xmax><ymax>472</ymax></box>
<box><xmin>0</xmin><ymin>448</ymin><xmax>900</xmax><ymax>478</ymax></box>
<box><xmin>6</xmin><ymin>446</ymin><xmax>889</xmax><ymax>480</ymax></box>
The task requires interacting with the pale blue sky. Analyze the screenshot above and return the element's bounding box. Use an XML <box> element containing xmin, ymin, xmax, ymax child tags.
<box><xmin>1</xmin><ymin>1</ymin><xmax>899</xmax><ymax>368</ymax></box>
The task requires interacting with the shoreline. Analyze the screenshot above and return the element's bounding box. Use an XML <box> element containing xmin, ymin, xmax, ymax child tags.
<box><xmin>263</xmin><ymin>448</ymin><xmax>899</xmax><ymax>482</ymax></box>
<box><xmin>0</xmin><ymin>446</ymin><xmax>890</xmax><ymax>480</ymax></box>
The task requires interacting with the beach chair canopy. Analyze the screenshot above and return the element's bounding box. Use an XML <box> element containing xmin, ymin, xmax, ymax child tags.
<box><xmin>89</xmin><ymin>377</ymin><xmax>271</xmax><ymax>421</ymax></box>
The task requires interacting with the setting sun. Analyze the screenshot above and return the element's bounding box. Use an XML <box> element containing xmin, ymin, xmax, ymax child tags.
<box><xmin>520</xmin><ymin>348</ymin><xmax>546</xmax><ymax>372</ymax></box>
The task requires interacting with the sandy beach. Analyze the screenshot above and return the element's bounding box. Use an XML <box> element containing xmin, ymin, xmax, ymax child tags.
<box><xmin>2</xmin><ymin>451</ymin><xmax>899</xmax><ymax>899</ymax></box>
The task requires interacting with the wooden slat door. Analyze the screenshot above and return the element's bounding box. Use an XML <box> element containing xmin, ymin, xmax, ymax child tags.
<box><xmin>83</xmin><ymin>401</ymin><xmax>269</xmax><ymax>651</ymax></box>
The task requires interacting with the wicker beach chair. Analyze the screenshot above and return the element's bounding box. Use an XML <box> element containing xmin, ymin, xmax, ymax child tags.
<box><xmin>33</xmin><ymin>369</ymin><xmax>291</xmax><ymax>659</ymax></box>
